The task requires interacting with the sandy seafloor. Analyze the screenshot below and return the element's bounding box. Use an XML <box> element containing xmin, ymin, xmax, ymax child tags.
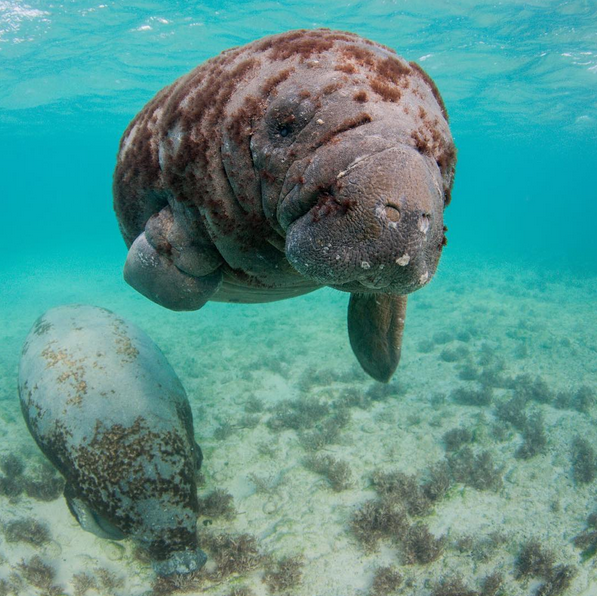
<box><xmin>1</xmin><ymin>248</ymin><xmax>596</xmax><ymax>596</ymax></box>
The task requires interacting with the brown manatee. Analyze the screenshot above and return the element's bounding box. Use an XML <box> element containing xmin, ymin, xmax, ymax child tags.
<box><xmin>113</xmin><ymin>28</ymin><xmax>456</xmax><ymax>382</ymax></box>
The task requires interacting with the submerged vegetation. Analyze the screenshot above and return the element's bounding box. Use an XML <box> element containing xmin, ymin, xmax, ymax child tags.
<box><xmin>197</xmin><ymin>488</ymin><xmax>236</xmax><ymax>520</ymax></box>
<box><xmin>448</xmin><ymin>447</ymin><xmax>503</xmax><ymax>492</ymax></box>
<box><xmin>16</xmin><ymin>556</ymin><xmax>61</xmax><ymax>594</ymax></box>
<box><xmin>369</xmin><ymin>566</ymin><xmax>403</xmax><ymax>596</ymax></box>
<box><xmin>515</xmin><ymin>540</ymin><xmax>577</xmax><ymax>596</ymax></box>
<box><xmin>72</xmin><ymin>572</ymin><xmax>98</xmax><ymax>596</ymax></box>
<box><xmin>3</xmin><ymin>517</ymin><xmax>51</xmax><ymax>547</ymax></box>
<box><xmin>0</xmin><ymin>454</ymin><xmax>63</xmax><ymax>502</ymax></box>
<box><xmin>402</xmin><ymin>523</ymin><xmax>445</xmax><ymax>564</ymax></box>
<box><xmin>430</xmin><ymin>572</ymin><xmax>504</xmax><ymax>596</ymax></box>
<box><xmin>263</xmin><ymin>555</ymin><xmax>304</xmax><ymax>593</ymax></box>
<box><xmin>351</xmin><ymin>498</ymin><xmax>409</xmax><ymax>552</ymax></box>
<box><xmin>267</xmin><ymin>397</ymin><xmax>330</xmax><ymax>431</ymax></box>
<box><xmin>202</xmin><ymin>532</ymin><xmax>264</xmax><ymax>580</ymax></box>
<box><xmin>3</xmin><ymin>267</ymin><xmax>594</xmax><ymax>596</ymax></box>
<box><xmin>515</xmin><ymin>411</ymin><xmax>547</xmax><ymax>459</ymax></box>
<box><xmin>304</xmin><ymin>454</ymin><xmax>352</xmax><ymax>491</ymax></box>
<box><xmin>571</xmin><ymin>436</ymin><xmax>597</xmax><ymax>484</ymax></box>
<box><xmin>574</xmin><ymin>511</ymin><xmax>597</xmax><ymax>561</ymax></box>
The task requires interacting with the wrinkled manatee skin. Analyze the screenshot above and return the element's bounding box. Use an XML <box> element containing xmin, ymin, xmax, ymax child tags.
<box><xmin>113</xmin><ymin>28</ymin><xmax>457</xmax><ymax>383</ymax></box>
<box><xmin>18</xmin><ymin>304</ymin><xmax>205</xmax><ymax>575</ymax></box>
<box><xmin>114</xmin><ymin>28</ymin><xmax>456</xmax><ymax>304</ymax></box>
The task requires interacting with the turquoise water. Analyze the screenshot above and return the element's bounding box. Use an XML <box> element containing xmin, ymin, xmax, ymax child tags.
<box><xmin>2</xmin><ymin>0</ymin><xmax>596</xmax><ymax>269</ymax></box>
<box><xmin>1</xmin><ymin>2</ymin><xmax>597</xmax><ymax>595</ymax></box>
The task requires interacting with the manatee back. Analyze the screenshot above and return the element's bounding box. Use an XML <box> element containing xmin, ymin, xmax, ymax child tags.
<box><xmin>19</xmin><ymin>304</ymin><xmax>191</xmax><ymax>447</ymax></box>
<box><xmin>18</xmin><ymin>304</ymin><xmax>204</xmax><ymax>575</ymax></box>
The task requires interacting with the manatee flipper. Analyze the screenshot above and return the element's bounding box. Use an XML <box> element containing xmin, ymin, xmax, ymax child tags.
<box><xmin>64</xmin><ymin>484</ymin><xmax>125</xmax><ymax>540</ymax></box>
<box><xmin>347</xmin><ymin>293</ymin><xmax>407</xmax><ymax>383</ymax></box>
<box><xmin>124</xmin><ymin>206</ymin><xmax>223</xmax><ymax>311</ymax></box>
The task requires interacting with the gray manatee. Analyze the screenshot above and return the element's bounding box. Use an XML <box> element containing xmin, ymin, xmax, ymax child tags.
<box><xmin>113</xmin><ymin>28</ymin><xmax>456</xmax><ymax>382</ymax></box>
<box><xmin>18</xmin><ymin>304</ymin><xmax>205</xmax><ymax>576</ymax></box>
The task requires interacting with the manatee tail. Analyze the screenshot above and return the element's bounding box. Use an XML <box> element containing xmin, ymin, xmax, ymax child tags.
<box><xmin>347</xmin><ymin>293</ymin><xmax>407</xmax><ymax>383</ymax></box>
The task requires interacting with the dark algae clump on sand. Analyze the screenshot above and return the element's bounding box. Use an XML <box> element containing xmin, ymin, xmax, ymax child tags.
<box><xmin>201</xmin><ymin>532</ymin><xmax>265</xmax><ymax>580</ymax></box>
<box><xmin>71</xmin><ymin>572</ymin><xmax>98</xmax><ymax>596</ymax></box>
<box><xmin>571</xmin><ymin>436</ymin><xmax>597</xmax><ymax>484</ymax></box>
<box><xmin>448</xmin><ymin>447</ymin><xmax>503</xmax><ymax>492</ymax></box>
<box><xmin>573</xmin><ymin>511</ymin><xmax>597</xmax><ymax>560</ymax></box>
<box><xmin>369</xmin><ymin>566</ymin><xmax>403</xmax><ymax>596</ymax></box>
<box><xmin>3</xmin><ymin>517</ymin><xmax>51</xmax><ymax>547</ymax></box>
<box><xmin>0</xmin><ymin>454</ymin><xmax>64</xmax><ymax>502</ymax></box>
<box><xmin>431</xmin><ymin>576</ymin><xmax>478</xmax><ymax>596</ymax></box>
<box><xmin>430</xmin><ymin>572</ymin><xmax>504</xmax><ymax>596</ymax></box>
<box><xmin>402</xmin><ymin>522</ymin><xmax>445</xmax><ymax>564</ymax></box>
<box><xmin>303</xmin><ymin>454</ymin><xmax>353</xmax><ymax>491</ymax></box>
<box><xmin>515</xmin><ymin>540</ymin><xmax>577</xmax><ymax>595</ymax></box>
<box><xmin>197</xmin><ymin>488</ymin><xmax>237</xmax><ymax>520</ymax></box>
<box><xmin>16</xmin><ymin>556</ymin><xmax>61</xmax><ymax>594</ymax></box>
<box><xmin>351</xmin><ymin>466</ymin><xmax>448</xmax><ymax>564</ymax></box>
<box><xmin>263</xmin><ymin>555</ymin><xmax>304</xmax><ymax>593</ymax></box>
<box><xmin>371</xmin><ymin>470</ymin><xmax>434</xmax><ymax>516</ymax></box>
<box><xmin>267</xmin><ymin>397</ymin><xmax>330</xmax><ymax>431</ymax></box>
<box><xmin>515</xmin><ymin>411</ymin><xmax>548</xmax><ymax>459</ymax></box>
<box><xmin>351</xmin><ymin>498</ymin><xmax>409</xmax><ymax>552</ymax></box>
<box><xmin>451</xmin><ymin>384</ymin><xmax>493</xmax><ymax>406</ymax></box>
<box><xmin>443</xmin><ymin>427</ymin><xmax>473</xmax><ymax>451</ymax></box>
<box><xmin>516</xmin><ymin>540</ymin><xmax>556</xmax><ymax>578</ymax></box>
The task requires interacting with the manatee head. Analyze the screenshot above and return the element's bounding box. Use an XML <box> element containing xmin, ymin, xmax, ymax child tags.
<box><xmin>246</xmin><ymin>46</ymin><xmax>455</xmax><ymax>297</ymax></box>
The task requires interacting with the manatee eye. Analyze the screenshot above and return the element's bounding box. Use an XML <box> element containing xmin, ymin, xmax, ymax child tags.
<box><xmin>268</xmin><ymin>97</ymin><xmax>314</xmax><ymax>142</ymax></box>
<box><xmin>275</xmin><ymin>114</ymin><xmax>296</xmax><ymax>138</ymax></box>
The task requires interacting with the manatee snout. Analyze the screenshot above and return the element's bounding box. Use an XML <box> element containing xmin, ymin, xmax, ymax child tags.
<box><xmin>282</xmin><ymin>143</ymin><xmax>445</xmax><ymax>295</ymax></box>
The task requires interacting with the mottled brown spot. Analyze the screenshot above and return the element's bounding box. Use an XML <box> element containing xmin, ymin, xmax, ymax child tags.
<box><xmin>409</xmin><ymin>61</ymin><xmax>449</xmax><ymax>121</ymax></box>
<box><xmin>322</xmin><ymin>81</ymin><xmax>342</xmax><ymax>95</ymax></box>
<box><xmin>40</xmin><ymin>346</ymin><xmax>88</xmax><ymax>406</ymax></box>
<box><xmin>259</xmin><ymin>29</ymin><xmax>364</xmax><ymax>62</ymax></box>
<box><xmin>411</xmin><ymin>129</ymin><xmax>430</xmax><ymax>155</ymax></box>
<box><xmin>269</xmin><ymin>33</ymin><xmax>334</xmax><ymax>61</ymax></box>
<box><xmin>311</xmin><ymin>187</ymin><xmax>355</xmax><ymax>223</ymax></box>
<box><xmin>33</xmin><ymin>319</ymin><xmax>53</xmax><ymax>337</ymax></box>
<box><xmin>111</xmin><ymin>318</ymin><xmax>139</xmax><ymax>362</ymax></box>
<box><xmin>342</xmin><ymin>44</ymin><xmax>377</xmax><ymax>68</ymax></box>
<box><xmin>353</xmin><ymin>90</ymin><xmax>368</xmax><ymax>103</ymax></box>
<box><xmin>375</xmin><ymin>56</ymin><xmax>411</xmax><ymax>83</ymax></box>
<box><xmin>335</xmin><ymin>62</ymin><xmax>357</xmax><ymax>74</ymax></box>
<box><xmin>369</xmin><ymin>78</ymin><xmax>401</xmax><ymax>102</ymax></box>
<box><xmin>261</xmin><ymin>68</ymin><xmax>295</xmax><ymax>98</ymax></box>
<box><xmin>228</xmin><ymin>94</ymin><xmax>265</xmax><ymax>146</ymax></box>
<box><xmin>260</xmin><ymin>170</ymin><xmax>276</xmax><ymax>184</ymax></box>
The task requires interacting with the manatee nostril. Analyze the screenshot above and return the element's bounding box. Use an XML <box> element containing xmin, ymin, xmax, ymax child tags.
<box><xmin>385</xmin><ymin>204</ymin><xmax>401</xmax><ymax>223</ymax></box>
<box><xmin>419</xmin><ymin>212</ymin><xmax>431</xmax><ymax>233</ymax></box>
